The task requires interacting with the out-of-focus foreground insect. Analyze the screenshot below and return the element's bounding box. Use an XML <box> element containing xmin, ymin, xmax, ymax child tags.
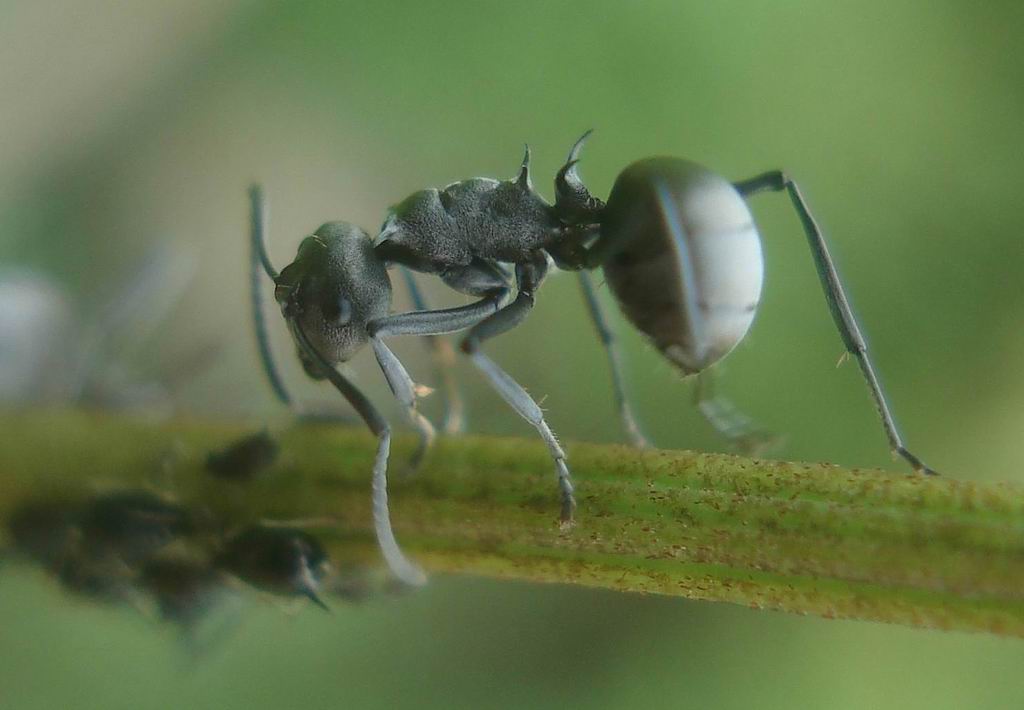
<box><xmin>0</xmin><ymin>247</ymin><xmax>214</xmax><ymax>413</ymax></box>
<box><xmin>205</xmin><ymin>428</ymin><xmax>280</xmax><ymax>482</ymax></box>
<box><xmin>216</xmin><ymin>525</ymin><xmax>331</xmax><ymax>611</ymax></box>
<box><xmin>249</xmin><ymin>131</ymin><xmax>936</xmax><ymax>586</ymax></box>
<box><xmin>4</xmin><ymin>489</ymin><xmax>359</xmax><ymax>660</ymax></box>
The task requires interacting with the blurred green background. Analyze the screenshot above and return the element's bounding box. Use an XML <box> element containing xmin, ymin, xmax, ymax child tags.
<box><xmin>2</xmin><ymin>1</ymin><xmax>1024</xmax><ymax>708</ymax></box>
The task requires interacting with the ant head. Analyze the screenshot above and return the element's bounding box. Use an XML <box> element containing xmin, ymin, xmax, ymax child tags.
<box><xmin>275</xmin><ymin>222</ymin><xmax>392</xmax><ymax>372</ymax></box>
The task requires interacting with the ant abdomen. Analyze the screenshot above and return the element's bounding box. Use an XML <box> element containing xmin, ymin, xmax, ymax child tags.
<box><xmin>600</xmin><ymin>158</ymin><xmax>765</xmax><ymax>374</ymax></box>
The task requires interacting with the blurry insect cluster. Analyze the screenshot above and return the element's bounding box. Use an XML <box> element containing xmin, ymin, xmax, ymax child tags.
<box><xmin>3</xmin><ymin>479</ymin><xmax>391</xmax><ymax>648</ymax></box>
<box><xmin>0</xmin><ymin>225</ymin><xmax>399</xmax><ymax>650</ymax></box>
<box><xmin>0</xmin><ymin>246</ymin><xmax>213</xmax><ymax>414</ymax></box>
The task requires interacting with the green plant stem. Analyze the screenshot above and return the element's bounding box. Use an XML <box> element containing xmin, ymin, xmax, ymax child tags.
<box><xmin>3</xmin><ymin>409</ymin><xmax>1023</xmax><ymax>637</ymax></box>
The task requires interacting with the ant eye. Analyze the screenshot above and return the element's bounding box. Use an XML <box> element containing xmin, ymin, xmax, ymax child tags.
<box><xmin>331</xmin><ymin>296</ymin><xmax>353</xmax><ymax>325</ymax></box>
<box><xmin>337</xmin><ymin>297</ymin><xmax>353</xmax><ymax>325</ymax></box>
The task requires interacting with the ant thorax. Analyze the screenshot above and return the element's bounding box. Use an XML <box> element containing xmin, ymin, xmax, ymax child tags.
<box><xmin>376</xmin><ymin>165</ymin><xmax>562</xmax><ymax>272</ymax></box>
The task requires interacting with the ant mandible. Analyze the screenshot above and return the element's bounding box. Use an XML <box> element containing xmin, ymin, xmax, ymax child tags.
<box><xmin>249</xmin><ymin>131</ymin><xmax>936</xmax><ymax>586</ymax></box>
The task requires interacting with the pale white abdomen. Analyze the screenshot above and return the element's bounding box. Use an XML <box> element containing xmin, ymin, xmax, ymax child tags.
<box><xmin>600</xmin><ymin>158</ymin><xmax>764</xmax><ymax>374</ymax></box>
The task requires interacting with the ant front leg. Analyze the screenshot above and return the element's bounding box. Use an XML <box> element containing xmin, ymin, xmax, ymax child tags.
<box><xmin>367</xmin><ymin>276</ymin><xmax>509</xmax><ymax>473</ymax></box>
<box><xmin>460</xmin><ymin>253</ymin><xmax>576</xmax><ymax>523</ymax></box>
<box><xmin>369</xmin><ymin>337</ymin><xmax>436</xmax><ymax>472</ymax></box>
<box><xmin>398</xmin><ymin>267</ymin><xmax>465</xmax><ymax>435</ymax></box>
<box><xmin>287</xmin><ymin>320</ymin><xmax>426</xmax><ymax>587</ymax></box>
<box><xmin>735</xmin><ymin>171</ymin><xmax>937</xmax><ymax>475</ymax></box>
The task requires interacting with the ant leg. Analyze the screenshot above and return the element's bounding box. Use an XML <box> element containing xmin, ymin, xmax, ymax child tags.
<box><xmin>369</xmin><ymin>292</ymin><xmax>506</xmax><ymax>339</ymax></box>
<box><xmin>288</xmin><ymin>319</ymin><xmax>426</xmax><ymax>586</ymax></box>
<box><xmin>735</xmin><ymin>172</ymin><xmax>936</xmax><ymax>475</ymax></box>
<box><xmin>371</xmin><ymin>259</ymin><xmax>512</xmax><ymax>341</ymax></box>
<box><xmin>576</xmin><ymin>271</ymin><xmax>650</xmax><ymax>448</ymax></box>
<box><xmin>694</xmin><ymin>370</ymin><xmax>778</xmax><ymax>456</ymax></box>
<box><xmin>460</xmin><ymin>258</ymin><xmax>576</xmax><ymax>522</ymax></box>
<box><xmin>248</xmin><ymin>184</ymin><xmax>293</xmax><ymax>407</ymax></box>
<box><xmin>368</xmin><ymin>291</ymin><xmax>508</xmax><ymax>472</ymax></box>
<box><xmin>370</xmin><ymin>337</ymin><xmax>436</xmax><ymax>472</ymax></box>
<box><xmin>399</xmin><ymin>267</ymin><xmax>464</xmax><ymax>434</ymax></box>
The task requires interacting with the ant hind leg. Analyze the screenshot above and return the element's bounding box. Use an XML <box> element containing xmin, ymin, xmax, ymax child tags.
<box><xmin>694</xmin><ymin>370</ymin><xmax>779</xmax><ymax>457</ymax></box>
<box><xmin>576</xmin><ymin>270</ymin><xmax>650</xmax><ymax>449</ymax></box>
<box><xmin>735</xmin><ymin>171</ymin><xmax>937</xmax><ymax>475</ymax></box>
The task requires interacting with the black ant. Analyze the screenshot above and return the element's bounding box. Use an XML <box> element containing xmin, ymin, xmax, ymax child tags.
<box><xmin>249</xmin><ymin>131</ymin><xmax>936</xmax><ymax>586</ymax></box>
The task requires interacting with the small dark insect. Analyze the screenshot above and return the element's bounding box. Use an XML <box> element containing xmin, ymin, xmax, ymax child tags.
<box><xmin>54</xmin><ymin>547</ymin><xmax>138</xmax><ymax>603</ymax></box>
<box><xmin>249</xmin><ymin>131</ymin><xmax>937</xmax><ymax>586</ymax></box>
<box><xmin>6</xmin><ymin>498</ymin><xmax>80</xmax><ymax>570</ymax></box>
<box><xmin>206</xmin><ymin>428</ymin><xmax>280</xmax><ymax>482</ymax></box>
<box><xmin>6</xmin><ymin>490</ymin><xmax>194</xmax><ymax>603</ymax></box>
<box><xmin>78</xmin><ymin>490</ymin><xmax>194</xmax><ymax>565</ymax></box>
<box><xmin>216</xmin><ymin>525</ymin><xmax>331</xmax><ymax>610</ymax></box>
